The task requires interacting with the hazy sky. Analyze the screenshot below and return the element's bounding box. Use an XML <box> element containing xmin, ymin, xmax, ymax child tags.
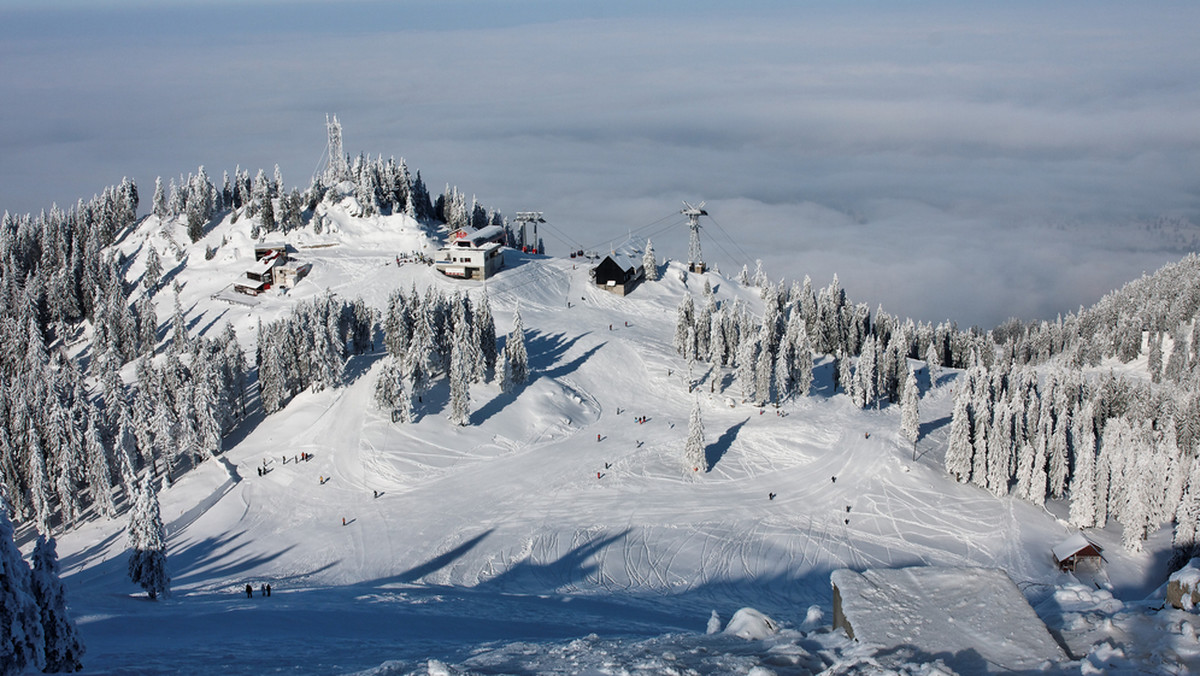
<box><xmin>2</xmin><ymin>1</ymin><xmax>1197</xmax><ymax>328</ymax></box>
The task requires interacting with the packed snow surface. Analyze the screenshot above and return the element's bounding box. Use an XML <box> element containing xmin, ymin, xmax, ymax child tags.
<box><xmin>21</xmin><ymin>205</ymin><xmax>1200</xmax><ymax>673</ymax></box>
<box><xmin>831</xmin><ymin>566</ymin><xmax>1066</xmax><ymax>673</ymax></box>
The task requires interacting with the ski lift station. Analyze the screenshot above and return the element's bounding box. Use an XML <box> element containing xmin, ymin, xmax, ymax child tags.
<box><xmin>435</xmin><ymin>225</ymin><xmax>507</xmax><ymax>280</ymax></box>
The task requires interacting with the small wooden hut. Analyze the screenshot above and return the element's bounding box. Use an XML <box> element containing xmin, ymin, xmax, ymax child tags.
<box><xmin>1052</xmin><ymin>533</ymin><xmax>1103</xmax><ymax>572</ymax></box>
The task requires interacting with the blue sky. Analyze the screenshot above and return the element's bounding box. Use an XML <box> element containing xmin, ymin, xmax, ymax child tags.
<box><xmin>2</xmin><ymin>1</ymin><xmax>1197</xmax><ymax>327</ymax></box>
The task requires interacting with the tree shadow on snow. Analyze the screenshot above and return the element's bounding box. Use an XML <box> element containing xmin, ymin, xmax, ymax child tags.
<box><xmin>370</xmin><ymin>529</ymin><xmax>495</xmax><ymax>585</ymax></box>
<box><xmin>521</xmin><ymin>330</ymin><xmax>591</xmax><ymax>375</ymax></box>
<box><xmin>343</xmin><ymin>350</ymin><xmax>385</xmax><ymax>387</ymax></box>
<box><xmin>473</xmin><ymin>334</ymin><xmax>602</xmax><ymax>425</ymax></box>
<box><xmin>168</xmin><ymin>530</ymin><xmax>305</xmax><ymax>587</ymax></box>
<box><xmin>918</xmin><ymin>415</ymin><xmax>951</xmax><ymax>440</ymax></box>
<box><xmin>475</xmin><ymin>528</ymin><xmax>630</xmax><ymax>595</ymax></box>
<box><xmin>540</xmin><ymin>342</ymin><xmax>603</xmax><ymax>382</ymax></box>
<box><xmin>706</xmin><ymin>418</ymin><xmax>749</xmax><ymax>472</ymax></box>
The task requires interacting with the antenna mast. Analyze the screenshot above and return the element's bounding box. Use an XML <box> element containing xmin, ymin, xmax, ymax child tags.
<box><xmin>513</xmin><ymin>211</ymin><xmax>545</xmax><ymax>253</ymax></box>
<box><xmin>682</xmin><ymin>201</ymin><xmax>707</xmax><ymax>273</ymax></box>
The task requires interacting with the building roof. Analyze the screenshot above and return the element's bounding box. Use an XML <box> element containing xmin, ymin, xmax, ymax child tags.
<box><xmin>449</xmin><ymin>225</ymin><xmax>506</xmax><ymax>249</ymax></box>
<box><xmin>1052</xmin><ymin>532</ymin><xmax>1101</xmax><ymax>562</ymax></box>
<box><xmin>598</xmin><ymin>241</ymin><xmax>644</xmax><ymax>274</ymax></box>
<box><xmin>247</xmin><ymin>252</ymin><xmax>281</xmax><ymax>276</ymax></box>
<box><xmin>832</xmin><ymin>566</ymin><xmax>1066</xmax><ymax>672</ymax></box>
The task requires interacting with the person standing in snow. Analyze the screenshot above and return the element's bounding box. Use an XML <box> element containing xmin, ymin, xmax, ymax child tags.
<box><xmin>245</xmin><ymin>583</ymin><xmax>253</xmax><ymax>598</ymax></box>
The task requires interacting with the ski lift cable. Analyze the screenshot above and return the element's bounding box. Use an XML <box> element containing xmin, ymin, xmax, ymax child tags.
<box><xmin>580</xmin><ymin>212</ymin><xmax>685</xmax><ymax>252</ymax></box>
<box><xmin>537</xmin><ymin>220</ymin><xmax>585</xmax><ymax>251</ymax></box>
<box><xmin>703</xmin><ymin>213</ymin><xmax>755</xmax><ymax>270</ymax></box>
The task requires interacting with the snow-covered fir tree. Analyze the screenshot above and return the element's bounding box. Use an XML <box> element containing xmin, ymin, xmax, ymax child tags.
<box><xmin>685</xmin><ymin>400</ymin><xmax>705</xmax><ymax>474</ymax></box>
<box><xmin>83</xmin><ymin>407</ymin><xmax>116</xmax><ymax>518</ymax></box>
<box><xmin>30</xmin><ymin>535</ymin><xmax>84</xmax><ymax>673</ymax></box>
<box><xmin>1174</xmin><ymin>455</ymin><xmax>1200</xmax><ymax>559</ymax></box>
<box><xmin>126</xmin><ymin>477</ymin><xmax>169</xmax><ymax>600</ymax></box>
<box><xmin>900</xmin><ymin>366</ymin><xmax>920</xmax><ymax>457</ymax></box>
<box><xmin>447</xmin><ymin>327</ymin><xmax>472</xmax><ymax>426</ymax></box>
<box><xmin>925</xmin><ymin>341</ymin><xmax>941</xmax><ymax>386</ymax></box>
<box><xmin>503</xmin><ymin>306</ymin><xmax>529</xmax><ymax>388</ymax></box>
<box><xmin>945</xmin><ymin>383</ymin><xmax>973</xmax><ymax>482</ymax></box>
<box><xmin>1068</xmin><ymin>402</ymin><xmax>1098</xmax><ymax>528</ymax></box>
<box><xmin>0</xmin><ymin>505</ymin><xmax>45</xmax><ymax>675</ymax></box>
<box><xmin>643</xmin><ymin>239</ymin><xmax>658</xmax><ymax>281</ymax></box>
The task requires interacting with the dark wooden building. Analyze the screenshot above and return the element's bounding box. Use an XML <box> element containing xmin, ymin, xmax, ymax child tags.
<box><xmin>592</xmin><ymin>247</ymin><xmax>644</xmax><ymax>296</ymax></box>
<box><xmin>1052</xmin><ymin>533</ymin><xmax>1103</xmax><ymax>572</ymax></box>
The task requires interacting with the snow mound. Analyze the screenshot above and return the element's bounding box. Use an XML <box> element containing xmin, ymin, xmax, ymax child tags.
<box><xmin>723</xmin><ymin>607</ymin><xmax>780</xmax><ymax>640</ymax></box>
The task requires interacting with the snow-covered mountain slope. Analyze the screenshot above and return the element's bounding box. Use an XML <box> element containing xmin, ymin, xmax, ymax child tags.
<box><xmin>43</xmin><ymin>206</ymin><xmax>1200</xmax><ymax>674</ymax></box>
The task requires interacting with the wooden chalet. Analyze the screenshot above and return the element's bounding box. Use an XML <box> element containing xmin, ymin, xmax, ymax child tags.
<box><xmin>1052</xmin><ymin>532</ymin><xmax>1103</xmax><ymax>572</ymax></box>
<box><xmin>591</xmin><ymin>246</ymin><xmax>644</xmax><ymax>296</ymax></box>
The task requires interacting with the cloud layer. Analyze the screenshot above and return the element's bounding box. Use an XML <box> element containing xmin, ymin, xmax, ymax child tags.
<box><xmin>1</xmin><ymin>2</ymin><xmax>1197</xmax><ymax>327</ymax></box>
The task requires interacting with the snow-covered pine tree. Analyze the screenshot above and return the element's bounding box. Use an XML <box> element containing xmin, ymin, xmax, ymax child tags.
<box><xmin>1068</xmin><ymin>401</ymin><xmax>1098</xmax><ymax>528</ymax></box>
<box><xmin>736</xmin><ymin>335</ymin><xmax>758</xmax><ymax>404</ymax></box>
<box><xmin>374</xmin><ymin>358</ymin><xmax>404</xmax><ymax>413</ymax></box>
<box><xmin>685</xmin><ymin>400</ymin><xmax>705</xmax><ymax>474</ymax></box>
<box><xmin>1119</xmin><ymin>442</ymin><xmax>1153</xmax><ymax>553</ymax></box>
<box><xmin>142</xmin><ymin>245</ymin><xmax>162</xmax><ymax>296</ymax></box>
<box><xmin>795</xmin><ymin>325</ymin><xmax>814</xmax><ymax>398</ymax></box>
<box><xmin>476</xmin><ymin>291</ymin><xmax>498</xmax><ymax>379</ymax></box>
<box><xmin>925</xmin><ymin>341</ymin><xmax>941</xmax><ymax>386</ymax></box>
<box><xmin>945</xmin><ymin>386</ymin><xmax>973</xmax><ymax>482</ymax></box>
<box><xmin>754</xmin><ymin>337</ymin><xmax>774</xmax><ymax>406</ymax></box>
<box><xmin>151</xmin><ymin>176</ymin><xmax>168</xmax><ymax>219</ymax></box>
<box><xmin>83</xmin><ymin>407</ymin><xmax>116</xmax><ymax>518</ymax></box>
<box><xmin>837</xmin><ymin>349</ymin><xmax>853</xmax><ymax>398</ymax></box>
<box><xmin>709</xmin><ymin>309</ymin><xmax>727</xmax><ymax>368</ymax></box>
<box><xmin>970</xmin><ymin>418</ymin><xmax>990</xmax><ymax>492</ymax></box>
<box><xmin>986</xmin><ymin>398</ymin><xmax>1013</xmax><ymax>497</ymax></box>
<box><xmin>855</xmin><ymin>335</ymin><xmax>878</xmax><ymax>409</ymax></box>
<box><xmin>447</xmin><ymin>324</ymin><xmax>472</xmax><ymax>426</ymax></box>
<box><xmin>752</xmin><ymin>259</ymin><xmax>767</xmax><ymax>289</ymax></box>
<box><xmin>1174</xmin><ymin>455</ymin><xmax>1200</xmax><ymax>558</ymax></box>
<box><xmin>1160</xmin><ymin>420</ymin><xmax>1186</xmax><ymax>527</ymax></box>
<box><xmin>900</xmin><ymin>366</ymin><xmax>920</xmax><ymax>458</ymax></box>
<box><xmin>643</xmin><ymin>239</ymin><xmax>658</xmax><ymax>281</ymax></box>
<box><xmin>498</xmin><ymin>352</ymin><xmax>512</xmax><ymax>395</ymax></box>
<box><xmin>673</xmin><ymin>295</ymin><xmax>695</xmax><ymax>358</ymax></box>
<box><xmin>1047</xmin><ymin>413</ymin><xmax>1070</xmax><ymax>499</ymax></box>
<box><xmin>1147</xmin><ymin>331</ymin><xmax>1163</xmax><ymax>383</ymax></box>
<box><xmin>25</xmin><ymin>425</ymin><xmax>53</xmax><ymax>536</ymax></box>
<box><xmin>30</xmin><ymin>535</ymin><xmax>84</xmax><ymax>673</ymax></box>
<box><xmin>126</xmin><ymin>477</ymin><xmax>169</xmax><ymax>600</ymax></box>
<box><xmin>113</xmin><ymin>406</ymin><xmax>138</xmax><ymax>498</ymax></box>
<box><xmin>1015</xmin><ymin>441</ymin><xmax>1038</xmax><ymax>502</ymax></box>
<box><xmin>505</xmin><ymin>306</ymin><xmax>529</xmax><ymax>386</ymax></box>
<box><xmin>0</xmin><ymin>505</ymin><xmax>44</xmax><ymax>675</ymax></box>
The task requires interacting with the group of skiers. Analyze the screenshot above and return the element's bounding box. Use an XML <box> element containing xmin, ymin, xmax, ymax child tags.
<box><xmin>245</xmin><ymin>583</ymin><xmax>271</xmax><ymax>598</ymax></box>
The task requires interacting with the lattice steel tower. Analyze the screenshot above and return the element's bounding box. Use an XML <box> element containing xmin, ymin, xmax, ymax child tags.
<box><xmin>682</xmin><ymin>201</ymin><xmax>707</xmax><ymax>273</ymax></box>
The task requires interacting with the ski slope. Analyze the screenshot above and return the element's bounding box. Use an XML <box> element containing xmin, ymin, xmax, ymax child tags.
<box><xmin>35</xmin><ymin>205</ymin><xmax>1200</xmax><ymax>674</ymax></box>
